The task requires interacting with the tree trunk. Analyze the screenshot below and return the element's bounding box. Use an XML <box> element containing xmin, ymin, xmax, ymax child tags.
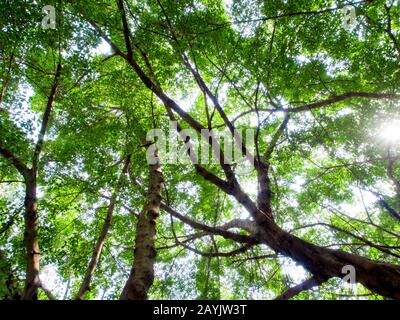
<box><xmin>22</xmin><ymin>171</ymin><xmax>40</xmax><ymax>300</ymax></box>
<box><xmin>75</xmin><ymin>193</ymin><xmax>117</xmax><ymax>300</ymax></box>
<box><xmin>76</xmin><ymin>157</ymin><xmax>130</xmax><ymax>300</ymax></box>
<box><xmin>120</xmin><ymin>158</ymin><xmax>163</xmax><ymax>300</ymax></box>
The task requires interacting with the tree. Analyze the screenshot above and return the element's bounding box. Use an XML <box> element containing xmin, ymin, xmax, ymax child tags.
<box><xmin>1</xmin><ymin>0</ymin><xmax>400</xmax><ymax>300</ymax></box>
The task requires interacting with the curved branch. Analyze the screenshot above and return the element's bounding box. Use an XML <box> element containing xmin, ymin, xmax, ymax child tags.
<box><xmin>231</xmin><ymin>92</ymin><xmax>400</xmax><ymax>122</ymax></box>
<box><xmin>0</xmin><ymin>145</ymin><xmax>29</xmax><ymax>177</ymax></box>
<box><xmin>160</xmin><ymin>203</ymin><xmax>257</xmax><ymax>244</ymax></box>
<box><xmin>180</xmin><ymin>242</ymin><xmax>254</xmax><ymax>258</ymax></box>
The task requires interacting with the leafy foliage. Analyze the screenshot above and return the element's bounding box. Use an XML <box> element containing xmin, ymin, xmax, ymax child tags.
<box><xmin>1</xmin><ymin>0</ymin><xmax>400</xmax><ymax>300</ymax></box>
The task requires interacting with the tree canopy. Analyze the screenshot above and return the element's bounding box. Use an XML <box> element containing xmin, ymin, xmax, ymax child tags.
<box><xmin>1</xmin><ymin>0</ymin><xmax>400</xmax><ymax>300</ymax></box>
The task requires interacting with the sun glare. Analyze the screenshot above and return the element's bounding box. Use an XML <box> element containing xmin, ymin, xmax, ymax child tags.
<box><xmin>379</xmin><ymin>120</ymin><xmax>400</xmax><ymax>144</ymax></box>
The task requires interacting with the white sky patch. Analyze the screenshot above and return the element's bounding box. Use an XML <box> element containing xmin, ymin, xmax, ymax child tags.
<box><xmin>223</xmin><ymin>0</ymin><xmax>262</xmax><ymax>37</ymax></box>
<box><xmin>241</xmin><ymin>180</ymin><xmax>257</xmax><ymax>198</ymax></box>
<box><xmin>368</xmin><ymin>110</ymin><xmax>400</xmax><ymax>150</ymax></box>
<box><xmin>8</xmin><ymin>84</ymin><xmax>40</xmax><ymax>142</ymax></box>
<box><xmin>184</xmin><ymin>1</ymin><xmax>205</xmax><ymax>14</ymax></box>
<box><xmin>378</xmin><ymin>119</ymin><xmax>400</xmax><ymax>145</ymax></box>
<box><xmin>279</xmin><ymin>257</ymin><xmax>308</xmax><ymax>284</ymax></box>
<box><xmin>217</xmin><ymin>82</ymin><xmax>230</xmax><ymax>105</ymax></box>
<box><xmin>311</xmin><ymin>146</ymin><xmax>329</xmax><ymax>162</ymax></box>
<box><xmin>247</xmin><ymin>114</ymin><xmax>259</xmax><ymax>127</ymax></box>
<box><xmin>324</xmin><ymin>56</ymin><xmax>349</xmax><ymax>77</ymax></box>
<box><xmin>339</xmin><ymin>188</ymin><xmax>377</xmax><ymax>218</ymax></box>
<box><xmin>237</xmin><ymin>203</ymin><xmax>251</xmax><ymax>219</ymax></box>
<box><xmin>336</xmin><ymin>107</ymin><xmax>353</xmax><ymax>117</ymax></box>
<box><xmin>40</xmin><ymin>264</ymin><xmax>66</xmax><ymax>299</ymax></box>
<box><xmin>296</xmin><ymin>55</ymin><xmax>312</xmax><ymax>64</ymax></box>
<box><xmin>91</xmin><ymin>39</ymin><xmax>112</xmax><ymax>56</ymax></box>
<box><xmin>290</xmin><ymin>175</ymin><xmax>306</xmax><ymax>193</ymax></box>
<box><xmin>374</xmin><ymin>180</ymin><xmax>397</xmax><ymax>197</ymax></box>
<box><xmin>176</xmin><ymin>181</ymin><xmax>198</xmax><ymax>198</ymax></box>
<box><xmin>223</xmin><ymin>0</ymin><xmax>233</xmax><ymax>9</ymax></box>
<box><xmin>174</xmin><ymin>88</ymin><xmax>200</xmax><ymax>112</ymax></box>
<box><xmin>295</xmin><ymin>53</ymin><xmax>349</xmax><ymax>77</ymax></box>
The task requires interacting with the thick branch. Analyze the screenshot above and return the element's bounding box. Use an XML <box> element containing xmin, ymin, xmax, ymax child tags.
<box><xmin>160</xmin><ymin>203</ymin><xmax>257</xmax><ymax>244</ymax></box>
<box><xmin>265</xmin><ymin>115</ymin><xmax>290</xmax><ymax>162</ymax></box>
<box><xmin>384</xmin><ymin>5</ymin><xmax>400</xmax><ymax>56</ymax></box>
<box><xmin>0</xmin><ymin>145</ymin><xmax>29</xmax><ymax>177</ymax></box>
<box><xmin>178</xmin><ymin>241</ymin><xmax>254</xmax><ymax>258</ymax></box>
<box><xmin>232</xmin><ymin>92</ymin><xmax>400</xmax><ymax>122</ymax></box>
<box><xmin>257</xmin><ymin>115</ymin><xmax>290</xmax><ymax>215</ymax></box>
<box><xmin>120</xmin><ymin>149</ymin><xmax>163</xmax><ymax>300</ymax></box>
<box><xmin>274</xmin><ymin>276</ymin><xmax>325</xmax><ymax>300</ymax></box>
<box><xmin>116</xmin><ymin>0</ymin><xmax>133</xmax><ymax>59</ymax></box>
<box><xmin>32</xmin><ymin>63</ymin><xmax>62</xmax><ymax>171</ymax></box>
<box><xmin>40</xmin><ymin>284</ymin><xmax>56</xmax><ymax>300</ymax></box>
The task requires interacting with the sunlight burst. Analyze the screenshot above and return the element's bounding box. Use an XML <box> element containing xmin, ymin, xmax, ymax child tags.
<box><xmin>379</xmin><ymin>120</ymin><xmax>400</xmax><ymax>144</ymax></box>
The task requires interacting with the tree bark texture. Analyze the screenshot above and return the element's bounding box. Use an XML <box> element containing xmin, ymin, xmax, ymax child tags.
<box><xmin>120</xmin><ymin>156</ymin><xmax>163</xmax><ymax>300</ymax></box>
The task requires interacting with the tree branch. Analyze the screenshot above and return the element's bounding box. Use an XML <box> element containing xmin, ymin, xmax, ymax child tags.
<box><xmin>265</xmin><ymin>114</ymin><xmax>290</xmax><ymax>162</ymax></box>
<box><xmin>116</xmin><ymin>0</ymin><xmax>133</xmax><ymax>59</ymax></box>
<box><xmin>0</xmin><ymin>144</ymin><xmax>29</xmax><ymax>177</ymax></box>
<box><xmin>274</xmin><ymin>276</ymin><xmax>326</xmax><ymax>300</ymax></box>
<box><xmin>387</xmin><ymin>157</ymin><xmax>400</xmax><ymax>194</ymax></box>
<box><xmin>32</xmin><ymin>63</ymin><xmax>62</xmax><ymax>171</ymax></box>
<box><xmin>231</xmin><ymin>92</ymin><xmax>400</xmax><ymax>122</ymax></box>
<box><xmin>160</xmin><ymin>203</ymin><xmax>257</xmax><ymax>244</ymax></box>
<box><xmin>384</xmin><ymin>4</ymin><xmax>400</xmax><ymax>56</ymax></box>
